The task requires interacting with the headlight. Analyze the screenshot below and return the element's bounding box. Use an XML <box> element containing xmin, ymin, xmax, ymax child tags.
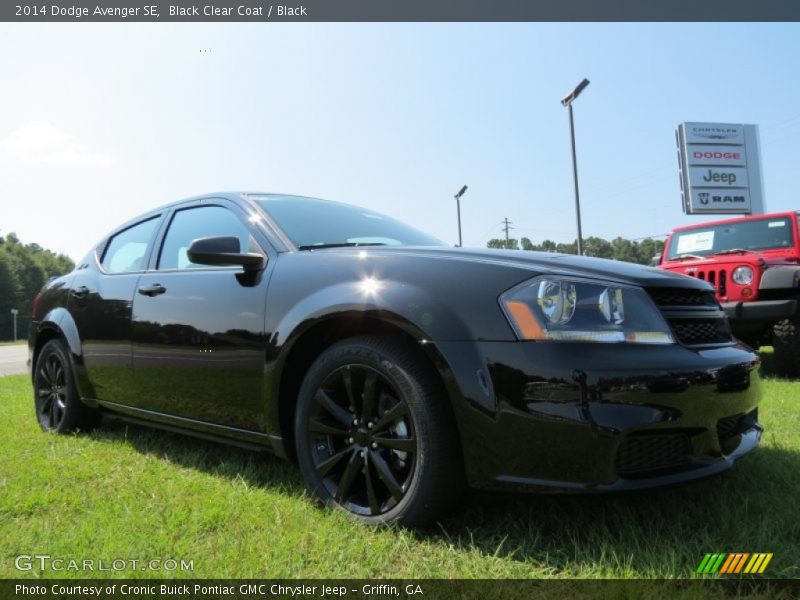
<box><xmin>731</xmin><ymin>265</ymin><xmax>754</xmax><ymax>285</ymax></box>
<box><xmin>500</xmin><ymin>277</ymin><xmax>674</xmax><ymax>344</ymax></box>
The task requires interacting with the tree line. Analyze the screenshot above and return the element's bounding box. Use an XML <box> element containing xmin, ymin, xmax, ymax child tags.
<box><xmin>486</xmin><ymin>236</ymin><xmax>665</xmax><ymax>266</ymax></box>
<box><xmin>0</xmin><ymin>233</ymin><xmax>75</xmax><ymax>341</ymax></box>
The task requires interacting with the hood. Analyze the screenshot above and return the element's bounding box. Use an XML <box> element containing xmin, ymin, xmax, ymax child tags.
<box><xmin>340</xmin><ymin>246</ymin><xmax>713</xmax><ymax>290</ymax></box>
<box><xmin>662</xmin><ymin>250</ymin><xmax>800</xmax><ymax>271</ymax></box>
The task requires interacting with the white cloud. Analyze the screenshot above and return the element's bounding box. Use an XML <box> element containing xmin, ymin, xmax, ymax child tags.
<box><xmin>0</xmin><ymin>121</ymin><xmax>113</xmax><ymax>168</ymax></box>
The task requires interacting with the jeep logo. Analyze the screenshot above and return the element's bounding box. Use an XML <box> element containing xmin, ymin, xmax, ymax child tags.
<box><xmin>702</xmin><ymin>169</ymin><xmax>736</xmax><ymax>184</ymax></box>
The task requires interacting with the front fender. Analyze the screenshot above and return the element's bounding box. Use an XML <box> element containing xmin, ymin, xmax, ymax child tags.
<box><xmin>760</xmin><ymin>266</ymin><xmax>800</xmax><ymax>290</ymax></box>
<box><xmin>271</xmin><ymin>279</ymin><xmax>474</xmax><ymax>347</ymax></box>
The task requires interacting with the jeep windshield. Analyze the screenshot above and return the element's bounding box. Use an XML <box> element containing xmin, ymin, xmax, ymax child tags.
<box><xmin>667</xmin><ymin>216</ymin><xmax>794</xmax><ymax>260</ymax></box>
<box><xmin>251</xmin><ymin>194</ymin><xmax>445</xmax><ymax>249</ymax></box>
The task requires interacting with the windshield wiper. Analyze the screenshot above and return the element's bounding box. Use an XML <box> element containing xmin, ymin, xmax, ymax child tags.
<box><xmin>713</xmin><ymin>248</ymin><xmax>756</xmax><ymax>256</ymax></box>
<box><xmin>296</xmin><ymin>242</ymin><xmax>387</xmax><ymax>251</ymax></box>
<box><xmin>673</xmin><ymin>253</ymin><xmax>705</xmax><ymax>261</ymax></box>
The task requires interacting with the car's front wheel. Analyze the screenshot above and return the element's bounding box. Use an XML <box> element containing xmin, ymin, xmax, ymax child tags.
<box><xmin>294</xmin><ymin>336</ymin><xmax>463</xmax><ymax>526</ymax></box>
<box><xmin>33</xmin><ymin>339</ymin><xmax>99</xmax><ymax>433</ymax></box>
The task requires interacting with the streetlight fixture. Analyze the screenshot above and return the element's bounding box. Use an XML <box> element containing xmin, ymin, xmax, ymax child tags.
<box><xmin>10</xmin><ymin>308</ymin><xmax>18</xmax><ymax>342</ymax></box>
<box><xmin>561</xmin><ymin>78</ymin><xmax>590</xmax><ymax>256</ymax></box>
<box><xmin>453</xmin><ymin>185</ymin><xmax>468</xmax><ymax>247</ymax></box>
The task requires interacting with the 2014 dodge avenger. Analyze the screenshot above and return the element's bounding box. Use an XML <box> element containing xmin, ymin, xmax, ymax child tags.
<box><xmin>29</xmin><ymin>193</ymin><xmax>762</xmax><ymax>525</ymax></box>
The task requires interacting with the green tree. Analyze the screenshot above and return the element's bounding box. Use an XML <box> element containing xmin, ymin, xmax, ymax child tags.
<box><xmin>0</xmin><ymin>232</ymin><xmax>74</xmax><ymax>340</ymax></box>
<box><xmin>583</xmin><ymin>236</ymin><xmax>613</xmax><ymax>259</ymax></box>
<box><xmin>487</xmin><ymin>234</ymin><xmax>666</xmax><ymax>266</ymax></box>
<box><xmin>487</xmin><ymin>238</ymin><xmax>519</xmax><ymax>250</ymax></box>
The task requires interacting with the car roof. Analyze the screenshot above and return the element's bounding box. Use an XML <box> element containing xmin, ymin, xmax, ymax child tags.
<box><xmin>110</xmin><ymin>191</ymin><xmax>310</xmax><ymax>230</ymax></box>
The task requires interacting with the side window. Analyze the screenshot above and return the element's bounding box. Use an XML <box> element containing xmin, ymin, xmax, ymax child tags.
<box><xmin>102</xmin><ymin>217</ymin><xmax>159</xmax><ymax>274</ymax></box>
<box><xmin>158</xmin><ymin>205</ymin><xmax>254</xmax><ymax>270</ymax></box>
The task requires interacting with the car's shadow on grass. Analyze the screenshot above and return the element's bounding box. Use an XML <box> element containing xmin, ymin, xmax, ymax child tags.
<box><xmin>758</xmin><ymin>347</ymin><xmax>800</xmax><ymax>382</ymax></box>
<box><xmin>90</xmin><ymin>418</ymin><xmax>308</xmax><ymax>495</ymax></box>
<box><xmin>423</xmin><ymin>444</ymin><xmax>800</xmax><ymax>576</ymax></box>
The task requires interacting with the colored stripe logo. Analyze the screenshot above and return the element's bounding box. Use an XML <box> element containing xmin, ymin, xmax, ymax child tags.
<box><xmin>696</xmin><ymin>553</ymin><xmax>773</xmax><ymax>574</ymax></box>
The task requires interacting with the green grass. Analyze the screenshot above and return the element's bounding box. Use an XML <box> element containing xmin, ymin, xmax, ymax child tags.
<box><xmin>0</xmin><ymin>340</ymin><xmax>25</xmax><ymax>346</ymax></box>
<box><xmin>0</xmin><ymin>352</ymin><xmax>798</xmax><ymax>581</ymax></box>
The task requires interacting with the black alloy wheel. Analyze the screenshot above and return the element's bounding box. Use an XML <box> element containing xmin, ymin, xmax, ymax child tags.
<box><xmin>308</xmin><ymin>364</ymin><xmax>417</xmax><ymax>516</ymax></box>
<box><xmin>35</xmin><ymin>351</ymin><xmax>68</xmax><ymax>430</ymax></box>
<box><xmin>33</xmin><ymin>339</ymin><xmax>98</xmax><ymax>433</ymax></box>
<box><xmin>295</xmin><ymin>336</ymin><xmax>463</xmax><ymax>526</ymax></box>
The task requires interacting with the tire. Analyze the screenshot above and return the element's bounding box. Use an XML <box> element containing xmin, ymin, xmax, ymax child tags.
<box><xmin>294</xmin><ymin>335</ymin><xmax>464</xmax><ymax>526</ymax></box>
<box><xmin>773</xmin><ymin>315</ymin><xmax>800</xmax><ymax>377</ymax></box>
<box><xmin>33</xmin><ymin>339</ymin><xmax>99</xmax><ymax>433</ymax></box>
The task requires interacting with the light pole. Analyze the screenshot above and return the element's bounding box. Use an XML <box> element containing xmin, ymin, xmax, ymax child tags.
<box><xmin>454</xmin><ymin>185</ymin><xmax>468</xmax><ymax>247</ymax></box>
<box><xmin>561</xmin><ymin>78</ymin><xmax>590</xmax><ymax>256</ymax></box>
<box><xmin>10</xmin><ymin>308</ymin><xmax>18</xmax><ymax>342</ymax></box>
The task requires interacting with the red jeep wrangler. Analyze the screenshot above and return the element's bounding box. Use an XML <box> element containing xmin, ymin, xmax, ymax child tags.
<box><xmin>659</xmin><ymin>211</ymin><xmax>800</xmax><ymax>376</ymax></box>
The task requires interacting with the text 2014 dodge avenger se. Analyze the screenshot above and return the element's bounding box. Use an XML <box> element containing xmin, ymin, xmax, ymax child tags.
<box><xmin>29</xmin><ymin>193</ymin><xmax>761</xmax><ymax>525</ymax></box>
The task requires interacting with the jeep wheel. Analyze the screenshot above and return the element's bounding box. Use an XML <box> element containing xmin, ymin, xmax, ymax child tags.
<box><xmin>773</xmin><ymin>316</ymin><xmax>800</xmax><ymax>377</ymax></box>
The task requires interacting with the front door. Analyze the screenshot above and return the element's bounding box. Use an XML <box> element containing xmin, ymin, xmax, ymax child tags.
<box><xmin>130</xmin><ymin>203</ymin><xmax>269</xmax><ymax>430</ymax></box>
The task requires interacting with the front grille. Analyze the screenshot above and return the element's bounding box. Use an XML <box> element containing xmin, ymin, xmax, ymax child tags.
<box><xmin>647</xmin><ymin>288</ymin><xmax>719</xmax><ymax>308</ymax></box>
<box><xmin>615</xmin><ymin>432</ymin><xmax>691</xmax><ymax>477</ymax></box>
<box><xmin>670</xmin><ymin>318</ymin><xmax>731</xmax><ymax>345</ymax></box>
<box><xmin>687</xmin><ymin>268</ymin><xmax>728</xmax><ymax>297</ymax></box>
<box><xmin>647</xmin><ymin>287</ymin><xmax>733</xmax><ymax>346</ymax></box>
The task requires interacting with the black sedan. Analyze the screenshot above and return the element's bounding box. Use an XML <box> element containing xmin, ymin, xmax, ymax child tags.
<box><xmin>29</xmin><ymin>193</ymin><xmax>761</xmax><ymax>525</ymax></box>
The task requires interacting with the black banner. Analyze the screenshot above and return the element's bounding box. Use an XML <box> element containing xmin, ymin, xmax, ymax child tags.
<box><xmin>4</xmin><ymin>0</ymin><xmax>800</xmax><ymax>22</ymax></box>
<box><xmin>3</xmin><ymin>579</ymin><xmax>800</xmax><ymax>600</ymax></box>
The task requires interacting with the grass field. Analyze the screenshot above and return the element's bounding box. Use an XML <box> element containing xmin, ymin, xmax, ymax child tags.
<box><xmin>0</xmin><ymin>351</ymin><xmax>798</xmax><ymax>581</ymax></box>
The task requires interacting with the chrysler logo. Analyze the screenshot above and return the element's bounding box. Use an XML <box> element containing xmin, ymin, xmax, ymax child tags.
<box><xmin>691</xmin><ymin>126</ymin><xmax>739</xmax><ymax>140</ymax></box>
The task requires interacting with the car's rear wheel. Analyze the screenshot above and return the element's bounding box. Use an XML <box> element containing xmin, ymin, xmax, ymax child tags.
<box><xmin>294</xmin><ymin>336</ymin><xmax>463</xmax><ymax>526</ymax></box>
<box><xmin>34</xmin><ymin>339</ymin><xmax>99</xmax><ymax>433</ymax></box>
<box><xmin>773</xmin><ymin>315</ymin><xmax>800</xmax><ymax>377</ymax></box>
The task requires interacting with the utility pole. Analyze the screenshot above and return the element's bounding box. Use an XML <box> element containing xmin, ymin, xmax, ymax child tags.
<box><xmin>502</xmin><ymin>217</ymin><xmax>513</xmax><ymax>248</ymax></box>
<box><xmin>10</xmin><ymin>308</ymin><xmax>18</xmax><ymax>342</ymax></box>
<box><xmin>561</xmin><ymin>78</ymin><xmax>590</xmax><ymax>256</ymax></box>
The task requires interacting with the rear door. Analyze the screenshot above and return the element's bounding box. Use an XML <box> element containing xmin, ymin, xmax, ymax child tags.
<box><xmin>130</xmin><ymin>201</ymin><xmax>270</xmax><ymax>429</ymax></box>
<box><xmin>68</xmin><ymin>215</ymin><xmax>162</xmax><ymax>403</ymax></box>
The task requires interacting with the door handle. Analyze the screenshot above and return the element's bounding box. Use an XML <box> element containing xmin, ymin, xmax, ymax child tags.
<box><xmin>71</xmin><ymin>286</ymin><xmax>90</xmax><ymax>298</ymax></box>
<box><xmin>137</xmin><ymin>283</ymin><xmax>167</xmax><ymax>297</ymax></box>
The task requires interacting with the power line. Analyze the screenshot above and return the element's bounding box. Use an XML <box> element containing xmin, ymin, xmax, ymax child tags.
<box><xmin>502</xmin><ymin>217</ymin><xmax>513</xmax><ymax>248</ymax></box>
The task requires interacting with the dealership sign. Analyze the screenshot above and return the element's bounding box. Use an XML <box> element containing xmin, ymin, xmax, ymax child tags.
<box><xmin>676</xmin><ymin>122</ymin><xmax>765</xmax><ymax>215</ymax></box>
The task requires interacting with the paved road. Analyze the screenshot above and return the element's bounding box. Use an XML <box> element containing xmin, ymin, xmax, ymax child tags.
<box><xmin>0</xmin><ymin>344</ymin><xmax>28</xmax><ymax>377</ymax></box>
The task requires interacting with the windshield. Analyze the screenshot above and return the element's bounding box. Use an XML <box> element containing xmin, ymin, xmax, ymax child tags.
<box><xmin>252</xmin><ymin>195</ymin><xmax>445</xmax><ymax>248</ymax></box>
<box><xmin>667</xmin><ymin>217</ymin><xmax>795</xmax><ymax>259</ymax></box>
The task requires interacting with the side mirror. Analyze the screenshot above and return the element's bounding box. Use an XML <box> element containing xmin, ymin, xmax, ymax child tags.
<box><xmin>187</xmin><ymin>236</ymin><xmax>264</xmax><ymax>271</ymax></box>
<box><xmin>649</xmin><ymin>254</ymin><xmax>663</xmax><ymax>267</ymax></box>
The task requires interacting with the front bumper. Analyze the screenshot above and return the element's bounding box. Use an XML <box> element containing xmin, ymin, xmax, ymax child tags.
<box><xmin>722</xmin><ymin>299</ymin><xmax>797</xmax><ymax>324</ymax></box>
<box><xmin>436</xmin><ymin>340</ymin><xmax>761</xmax><ymax>492</ymax></box>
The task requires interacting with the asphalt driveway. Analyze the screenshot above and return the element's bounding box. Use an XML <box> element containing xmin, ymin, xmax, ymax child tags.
<box><xmin>0</xmin><ymin>344</ymin><xmax>27</xmax><ymax>377</ymax></box>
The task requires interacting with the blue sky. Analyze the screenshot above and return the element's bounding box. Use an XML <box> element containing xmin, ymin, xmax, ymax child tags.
<box><xmin>1</xmin><ymin>23</ymin><xmax>799</xmax><ymax>260</ymax></box>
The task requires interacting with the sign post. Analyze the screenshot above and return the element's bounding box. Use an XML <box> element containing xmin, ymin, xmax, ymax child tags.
<box><xmin>10</xmin><ymin>308</ymin><xmax>18</xmax><ymax>343</ymax></box>
<box><xmin>676</xmin><ymin>122</ymin><xmax>765</xmax><ymax>215</ymax></box>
